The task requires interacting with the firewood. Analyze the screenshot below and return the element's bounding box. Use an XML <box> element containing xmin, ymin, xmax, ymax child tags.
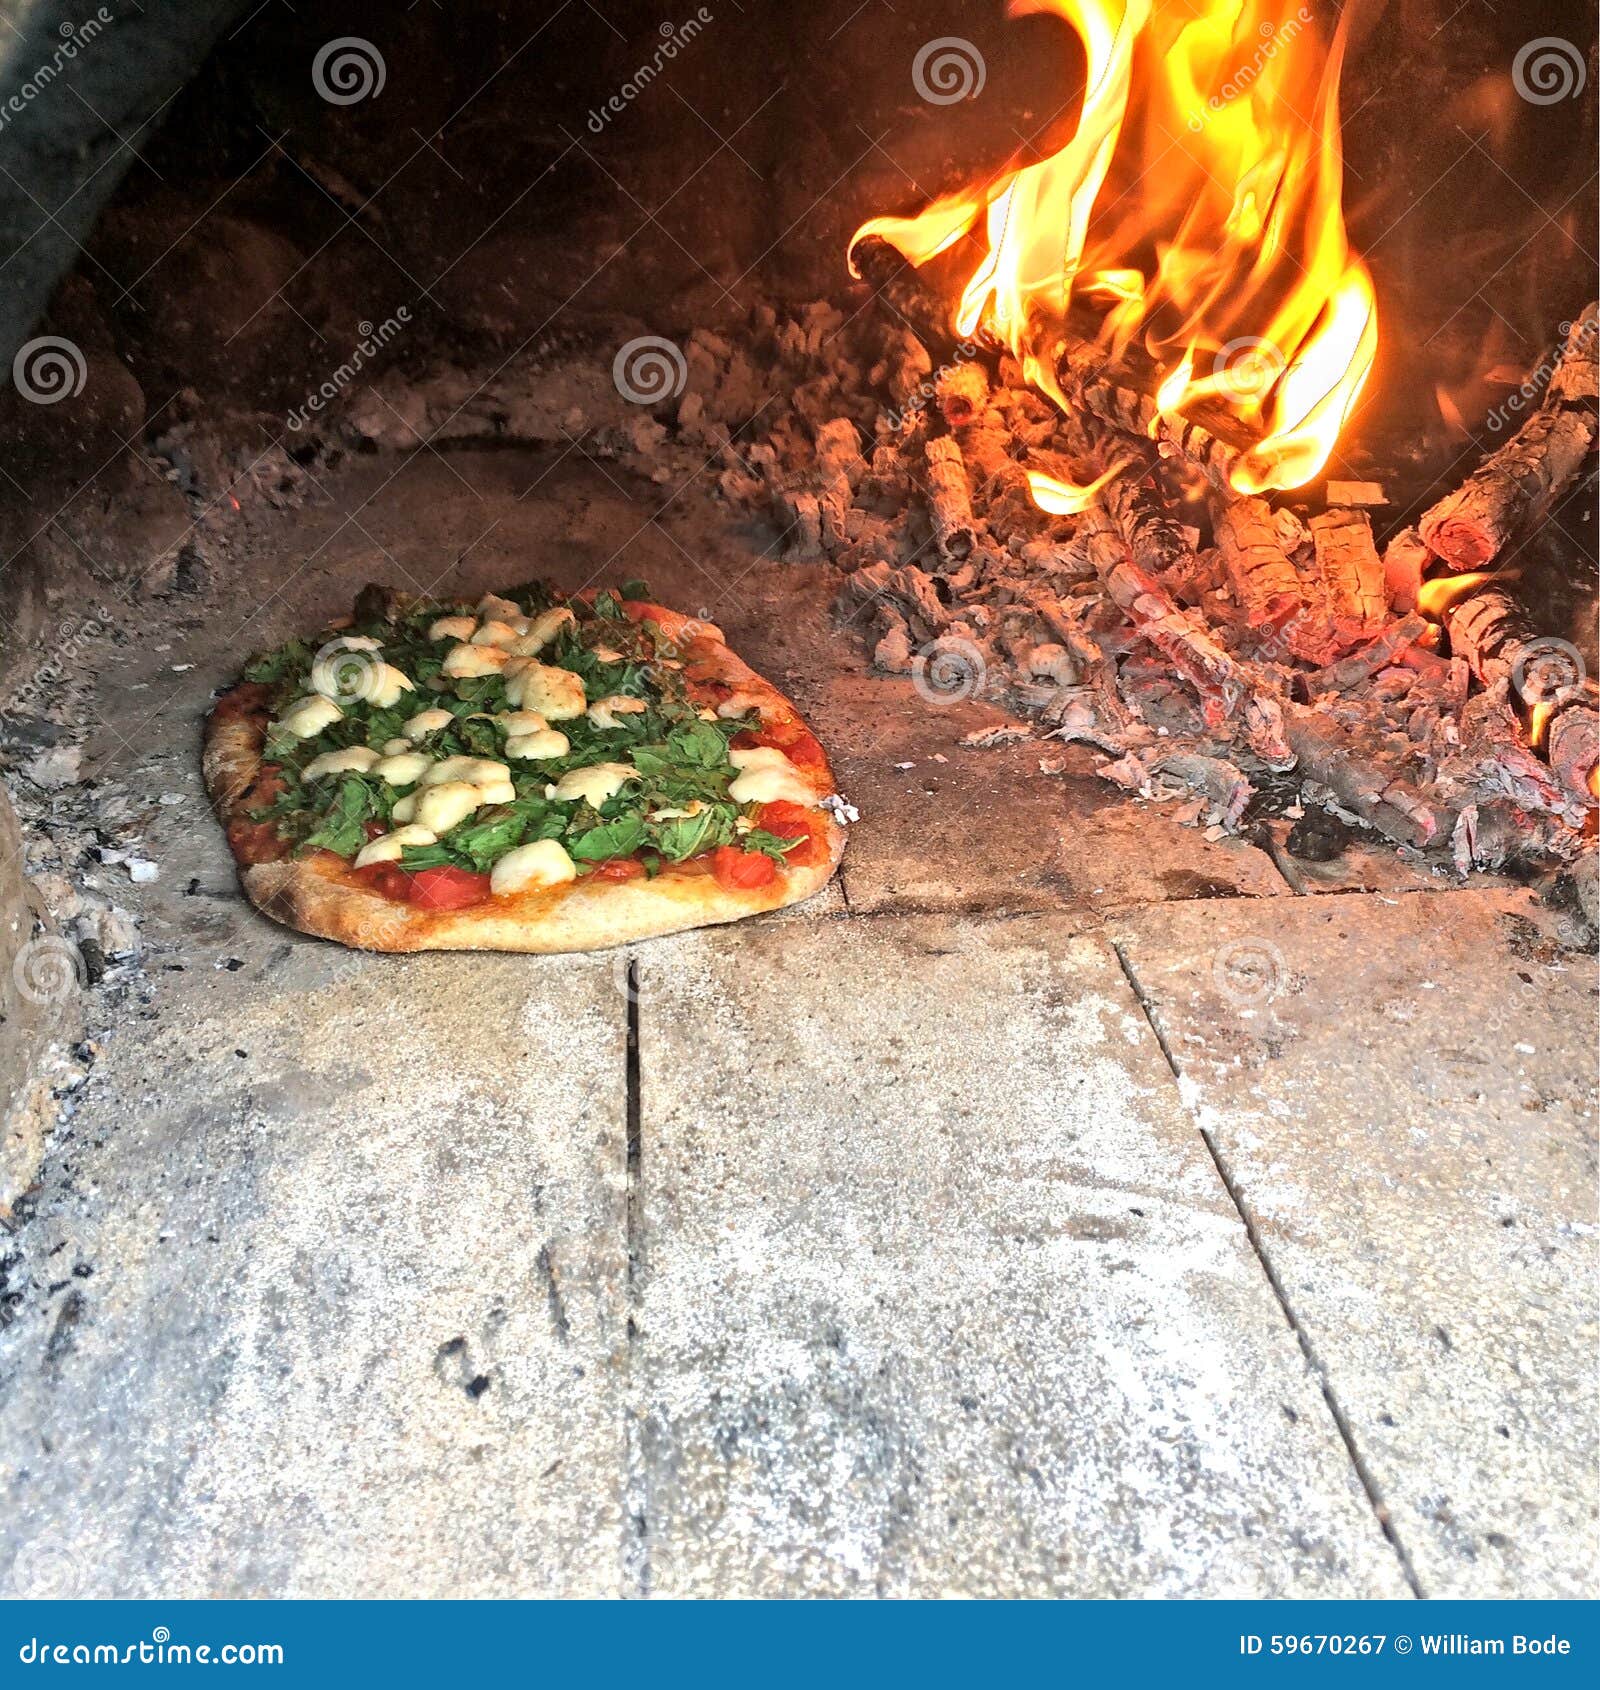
<box><xmin>1284</xmin><ymin>705</ymin><xmax>1452</xmax><ymax>849</ymax></box>
<box><xmin>922</xmin><ymin>435</ymin><xmax>977</xmax><ymax>563</ymax></box>
<box><xmin>1101</xmin><ymin>463</ymin><xmax>1194</xmax><ymax>580</ymax></box>
<box><xmin>1547</xmin><ymin>701</ymin><xmax>1600</xmax><ymax>803</ymax></box>
<box><xmin>1077</xmin><ymin>505</ymin><xmax>1243</xmax><ymax>730</ymax></box>
<box><xmin>813</xmin><ymin>417</ymin><xmax>864</xmax><ymax>548</ymax></box>
<box><xmin>936</xmin><ymin>362</ymin><xmax>989</xmax><ymax>426</ymax></box>
<box><xmin>1309</xmin><ymin>507</ymin><xmax>1387</xmax><ymax>625</ymax></box>
<box><xmin>1213</xmin><ymin>496</ymin><xmax>1303</xmax><ymax>625</ymax></box>
<box><xmin>1419</xmin><ymin>304</ymin><xmax>1598</xmax><ymax>569</ymax></box>
<box><xmin>1381</xmin><ymin>526</ymin><xmax>1430</xmax><ymax>613</ymax></box>
<box><xmin>1308</xmin><ymin>614</ymin><xmax>1430</xmax><ymax>694</ymax></box>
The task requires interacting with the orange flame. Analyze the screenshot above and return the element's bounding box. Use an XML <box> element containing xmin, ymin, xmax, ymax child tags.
<box><xmin>1026</xmin><ymin>461</ymin><xmax>1127</xmax><ymax>513</ymax></box>
<box><xmin>851</xmin><ymin>1</ymin><xmax>1378</xmax><ymax>495</ymax></box>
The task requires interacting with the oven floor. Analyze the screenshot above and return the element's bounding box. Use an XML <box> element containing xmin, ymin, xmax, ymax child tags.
<box><xmin>1</xmin><ymin>449</ymin><xmax>1593</xmax><ymax>1599</ymax></box>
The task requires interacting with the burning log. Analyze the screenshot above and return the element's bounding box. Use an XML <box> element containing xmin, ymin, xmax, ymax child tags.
<box><xmin>1213</xmin><ymin>496</ymin><xmax>1302</xmax><ymax>625</ymax></box>
<box><xmin>1419</xmin><ymin>304</ymin><xmax>1599</xmax><ymax>570</ymax></box>
<box><xmin>1308</xmin><ymin>614</ymin><xmax>1430</xmax><ymax>694</ymax></box>
<box><xmin>1547</xmin><ymin>705</ymin><xmax>1600</xmax><ymax>803</ymax></box>
<box><xmin>1309</xmin><ymin>507</ymin><xmax>1386</xmax><ymax>625</ymax></box>
<box><xmin>1101</xmin><ymin>463</ymin><xmax>1194</xmax><ymax>580</ymax></box>
<box><xmin>1437</xmin><ymin>582</ymin><xmax>1600</xmax><ymax>799</ymax></box>
<box><xmin>1283</xmin><ymin>705</ymin><xmax>1452</xmax><ymax>851</ymax></box>
<box><xmin>1381</xmin><ymin>526</ymin><xmax>1430</xmax><ymax>613</ymax></box>
<box><xmin>923</xmin><ymin>434</ymin><xmax>977</xmax><ymax>563</ymax></box>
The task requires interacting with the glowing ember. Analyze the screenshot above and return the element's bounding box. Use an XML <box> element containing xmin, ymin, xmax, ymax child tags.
<box><xmin>850</xmin><ymin>0</ymin><xmax>1378</xmax><ymax>497</ymax></box>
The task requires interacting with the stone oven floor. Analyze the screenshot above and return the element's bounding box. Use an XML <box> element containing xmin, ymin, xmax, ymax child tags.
<box><xmin>1</xmin><ymin>448</ymin><xmax>1594</xmax><ymax>1600</ymax></box>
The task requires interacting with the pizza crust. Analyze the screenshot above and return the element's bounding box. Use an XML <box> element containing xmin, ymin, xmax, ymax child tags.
<box><xmin>204</xmin><ymin>598</ymin><xmax>846</xmax><ymax>953</ymax></box>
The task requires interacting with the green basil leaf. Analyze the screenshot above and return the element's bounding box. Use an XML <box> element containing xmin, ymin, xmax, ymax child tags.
<box><xmin>568</xmin><ymin>812</ymin><xmax>647</xmax><ymax>861</ymax></box>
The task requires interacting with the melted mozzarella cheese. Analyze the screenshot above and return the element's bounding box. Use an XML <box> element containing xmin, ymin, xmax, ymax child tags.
<box><xmin>420</xmin><ymin>755</ymin><xmax>509</xmax><ymax>789</ymax></box>
<box><xmin>506</xmin><ymin>607</ymin><xmax>577</xmax><ymax>656</ymax></box>
<box><xmin>391</xmin><ymin>794</ymin><xmax>417</xmax><ymax>824</ymax></box>
<box><xmin>490</xmin><ymin>839</ymin><xmax>577</xmax><ymax>897</ymax></box>
<box><xmin>476</xmin><ymin>592</ymin><xmax>524</xmax><ymax>624</ymax></box>
<box><xmin>370</xmin><ymin>664</ymin><xmax>415</xmax><ymax>708</ymax></box>
<box><xmin>353</xmin><ymin>824</ymin><xmax>437</xmax><ymax>868</ymax></box>
<box><xmin>505</xmin><ymin>728</ymin><xmax>570</xmax><ymax>761</ymax></box>
<box><xmin>587</xmin><ymin>694</ymin><xmax>648</xmax><ymax>730</ymax></box>
<box><xmin>372</xmin><ymin>751</ymin><xmax>431</xmax><ymax>786</ymax></box>
<box><xmin>414</xmin><ymin>781</ymin><xmax>484</xmax><ymax>834</ymax></box>
<box><xmin>402</xmin><ymin>707</ymin><xmax>454</xmax><ymax>740</ymax></box>
<box><xmin>275</xmin><ymin>695</ymin><xmax>343</xmax><ymax>738</ymax></box>
<box><xmin>442</xmin><ymin>643</ymin><xmax>508</xmax><ymax>678</ymax></box>
<box><xmin>495</xmin><ymin>710</ymin><xmax>548</xmax><ymax>736</ymax></box>
<box><xmin>428</xmin><ymin>615</ymin><xmax>476</xmax><ymax>642</ymax></box>
<box><xmin>727</xmin><ymin>745</ymin><xmax>814</xmax><ymax>805</ymax></box>
<box><xmin>302</xmin><ymin>746</ymin><xmax>380</xmax><ymax>779</ymax></box>
<box><xmin>546</xmin><ymin>762</ymin><xmax>635</xmax><ymax>807</ymax></box>
<box><xmin>506</xmin><ymin>662</ymin><xmax>586</xmax><ymax>720</ymax></box>
<box><xmin>471</xmin><ymin>619</ymin><xmax>522</xmax><ymax>647</ymax></box>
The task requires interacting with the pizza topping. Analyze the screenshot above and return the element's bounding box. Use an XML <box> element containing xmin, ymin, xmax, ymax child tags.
<box><xmin>354</xmin><ymin>824</ymin><xmax>438</xmax><ymax>868</ymax></box>
<box><xmin>372</xmin><ymin>750</ymin><xmax>432</xmax><ymax>786</ymax></box>
<box><xmin>472</xmin><ymin>619</ymin><xmax>523</xmax><ymax>648</ymax></box>
<box><xmin>415</xmin><ymin>780</ymin><xmax>489</xmax><ymax>834</ymax></box>
<box><xmin>506</xmin><ymin>661</ymin><xmax>586</xmax><ymax>719</ymax></box>
<box><xmin>420</xmin><ymin>755</ymin><xmax>511</xmax><ymax>789</ymax></box>
<box><xmin>496</xmin><ymin>710</ymin><xmax>549</xmax><ymax>736</ymax></box>
<box><xmin>303</xmin><ymin>746</ymin><xmax>381</xmax><ymax>780</ymax></box>
<box><xmin>442</xmin><ymin>643</ymin><xmax>509</xmax><ymax>678</ymax></box>
<box><xmin>489</xmin><ymin>838</ymin><xmax>578</xmax><ymax>897</ymax></box>
<box><xmin>234</xmin><ymin>584</ymin><xmax>838</xmax><ymax>897</ymax></box>
<box><xmin>727</xmin><ymin>745</ymin><xmax>814</xmax><ymax>806</ymax></box>
<box><xmin>505</xmin><ymin>728</ymin><xmax>570</xmax><ymax>761</ymax></box>
<box><xmin>546</xmin><ymin>761</ymin><xmax>636</xmax><ymax>807</ymax></box>
<box><xmin>406</xmin><ymin>865</ymin><xmax>492</xmax><ymax>910</ymax></box>
<box><xmin>403</xmin><ymin>707</ymin><xmax>455</xmax><ymax>739</ymax></box>
<box><xmin>710</xmin><ymin>845</ymin><xmax>778</xmax><ymax>890</ymax></box>
<box><xmin>275</xmin><ymin>695</ymin><xmax>344</xmax><ymax>738</ymax></box>
<box><xmin>587</xmin><ymin>694</ymin><xmax>649</xmax><ymax>730</ymax></box>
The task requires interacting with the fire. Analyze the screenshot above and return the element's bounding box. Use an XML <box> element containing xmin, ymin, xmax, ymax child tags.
<box><xmin>1026</xmin><ymin>461</ymin><xmax>1126</xmax><ymax>514</ymax></box>
<box><xmin>850</xmin><ymin>0</ymin><xmax>1377</xmax><ymax>494</ymax></box>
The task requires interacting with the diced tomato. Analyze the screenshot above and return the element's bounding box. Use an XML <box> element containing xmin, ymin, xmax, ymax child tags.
<box><xmin>710</xmin><ymin>845</ymin><xmax>777</xmax><ymax>891</ymax></box>
<box><xmin>757</xmin><ymin>800</ymin><xmax>826</xmax><ymax>868</ymax></box>
<box><xmin>734</xmin><ymin>719</ymin><xmax>828</xmax><ymax>773</ymax></box>
<box><xmin>405</xmin><ymin>865</ymin><xmax>492</xmax><ymax>910</ymax></box>
<box><xmin>354</xmin><ymin>862</ymin><xmax>411</xmax><ymax>902</ymax></box>
<box><xmin>587</xmin><ymin>856</ymin><xmax>646</xmax><ymax>881</ymax></box>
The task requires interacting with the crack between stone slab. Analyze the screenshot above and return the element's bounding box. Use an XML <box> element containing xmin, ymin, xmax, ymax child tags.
<box><xmin>1108</xmin><ymin>936</ymin><xmax>1427</xmax><ymax>1600</ymax></box>
<box><xmin>621</xmin><ymin>954</ymin><xmax>651</xmax><ymax>1599</ymax></box>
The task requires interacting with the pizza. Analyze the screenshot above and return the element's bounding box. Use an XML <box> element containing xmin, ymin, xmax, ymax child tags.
<box><xmin>204</xmin><ymin>584</ymin><xmax>847</xmax><ymax>952</ymax></box>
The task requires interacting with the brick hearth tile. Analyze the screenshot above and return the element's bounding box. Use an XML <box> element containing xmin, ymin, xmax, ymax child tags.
<box><xmin>630</xmin><ymin>913</ymin><xmax>1408</xmax><ymax>1598</ymax></box>
<box><xmin>0</xmin><ymin>950</ymin><xmax>631</xmax><ymax>1598</ymax></box>
<box><xmin>1110</xmin><ymin>888</ymin><xmax>1599</xmax><ymax>1599</ymax></box>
